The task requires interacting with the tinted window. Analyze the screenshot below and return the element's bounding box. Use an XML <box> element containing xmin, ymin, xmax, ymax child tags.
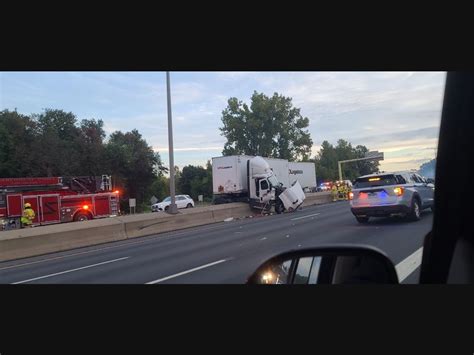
<box><xmin>395</xmin><ymin>175</ymin><xmax>407</xmax><ymax>184</ymax></box>
<box><xmin>0</xmin><ymin>193</ymin><xmax>5</xmax><ymax>208</ymax></box>
<box><xmin>353</xmin><ymin>175</ymin><xmax>397</xmax><ymax>188</ymax></box>
<box><xmin>411</xmin><ymin>174</ymin><xmax>421</xmax><ymax>183</ymax></box>
<box><xmin>293</xmin><ymin>257</ymin><xmax>314</xmax><ymax>284</ymax></box>
<box><xmin>308</xmin><ymin>257</ymin><xmax>322</xmax><ymax>284</ymax></box>
<box><xmin>260</xmin><ymin>180</ymin><xmax>269</xmax><ymax>190</ymax></box>
<box><xmin>416</xmin><ymin>174</ymin><xmax>426</xmax><ymax>183</ymax></box>
<box><xmin>275</xmin><ymin>260</ymin><xmax>292</xmax><ymax>284</ymax></box>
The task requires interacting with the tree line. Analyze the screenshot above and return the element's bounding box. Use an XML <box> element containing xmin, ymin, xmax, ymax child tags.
<box><xmin>1</xmin><ymin>91</ymin><xmax>387</xmax><ymax>212</ymax></box>
<box><xmin>219</xmin><ymin>91</ymin><xmax>380</xmax><ymax>184</ymax></box>
<box><xmin>0</xmin><ymin>109</ymin><xmax>214</xmax><ymax>212</ymax></box>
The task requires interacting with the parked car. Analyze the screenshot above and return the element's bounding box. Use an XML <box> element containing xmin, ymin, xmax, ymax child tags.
<box><xmin>151</xmin><ymin>195</ymin><xmax>195</xmax><ymax>212</ymax></box>
<box><xmin>349</xmin><ymin>171</ymin><xmax>435</xmax><ymax>223</ymax></box>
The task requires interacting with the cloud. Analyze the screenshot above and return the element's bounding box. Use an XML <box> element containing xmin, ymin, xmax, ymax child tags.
<box><xmin>1</xmin><ymin>71</ymin><xmax>446</xmax><ymax>172</ymax></box>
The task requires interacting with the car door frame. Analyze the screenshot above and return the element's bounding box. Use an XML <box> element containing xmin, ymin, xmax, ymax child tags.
<box><xmin>416</xmin><ymin>173</ymin><xmax>435</xmax><ymax>208</ymax></box>
<box><xmin>176</xmin><ymin>195</ymin><xmax>186</xmax><ymax>209</ymax></box>
<box><xmin>419</xmin><ymin>72</ymin><xmax>474</xmax><ymax>284</ymax></box>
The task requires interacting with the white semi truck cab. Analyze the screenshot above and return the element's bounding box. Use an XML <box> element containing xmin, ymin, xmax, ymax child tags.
<box><xmin>212</xmin><ymin>155</ymin><xmax>305</xmax><ymax>213</ymax></box>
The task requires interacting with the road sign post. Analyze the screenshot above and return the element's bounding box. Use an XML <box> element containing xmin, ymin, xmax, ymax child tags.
<box><xmin>337</xmin><ymin>151</ymin><xmax>384</xmax><ymax>181</ymax></box>
<box><xmin>129</xmin><ymin>198</ymin><xmax>136</xmax><ymax>214</ymax></box>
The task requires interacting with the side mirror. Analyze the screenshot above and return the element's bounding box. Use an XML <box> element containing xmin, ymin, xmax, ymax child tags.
<box><xmin>247</xmin><ymin>245</ymin><xmax>399</xmax><ymax>284</ymax></box>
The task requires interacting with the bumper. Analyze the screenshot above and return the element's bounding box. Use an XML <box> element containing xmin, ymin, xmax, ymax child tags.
<box><xmin>351</xmin><ymin>204</ymin><xmax>410</xmax><ymax>217</ymax></box>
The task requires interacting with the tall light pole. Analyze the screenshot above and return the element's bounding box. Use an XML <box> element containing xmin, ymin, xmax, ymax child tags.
<box><xmin>166</xmin><ymin>71</ymin><xmax>178</xmax><ymax>214</ymax></box>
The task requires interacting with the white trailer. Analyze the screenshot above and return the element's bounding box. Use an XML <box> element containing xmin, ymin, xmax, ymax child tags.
<box><xmin>288</xmin><ymin>162</ymin><xmax>317</xmax><ymax>191</ymax></box>
<box><xmin>212</xmin><ymin>155</ymin><xmax>306</xmax><ymax>213</ymax></box>
<box><xmin>211</xmin><ymin>156</ymin><xmax>291</xmax><ymax>194</ymax></box>
<box><xmin>264</xmin><ymin>157</ymin><xmax>290</xmax><ymax>188</ymax></box>
<box><xmin>212</xmin><ymin>155</ymin><xmax>252</xmax><ymax>196</ymax></box>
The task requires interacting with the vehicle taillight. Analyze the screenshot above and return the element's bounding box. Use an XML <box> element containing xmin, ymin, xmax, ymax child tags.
<box><xmin>349</xmin><ymin>192</ymin><xmax>354</xmax><ymax>200</ymax></box>
<box><xmin>114</xmin><ymin>190</ymin><xmax>119</xmax><ymax>194</ymax></box>
<box><xmin>83</xmin><ymin>205</ymin><xmax>89</xmax><ymax>210</ymax></box>
<box><xmin>393</xmin><ymin>187</ymin><xmax>404</xmax><ymax>196</ymax></box>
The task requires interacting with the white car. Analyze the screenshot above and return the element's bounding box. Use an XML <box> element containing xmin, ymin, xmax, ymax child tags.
<box><xmin>151</xmin><ymin>195</ymin><xmax>195</xmax><ymax>212</ymax></box>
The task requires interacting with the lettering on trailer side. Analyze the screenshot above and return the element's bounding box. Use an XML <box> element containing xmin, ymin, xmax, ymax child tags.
<box><xmin>289</xmin><ymin>169</ymin><xmax>304</xmax><ymax>175</ymax></box>
<box><xmin>217</xmin><ymin>166</ymin><xmax>232</xmax><ymax>169</ymax></box>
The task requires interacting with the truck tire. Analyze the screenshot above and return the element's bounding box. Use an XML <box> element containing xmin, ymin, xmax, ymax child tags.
<box><xmin>74</xmin><ymin>212</ymin><xmax>91</xmax><ymax>222</ymax></box>
<box><xmin>275</xmin><ymin>203</ymin><xmax>284</xmax><ymax>214</ymax></box>
<box><xmin>408</xmin><ymin>198</ymin><xmax>421</xmax><ymax>221</ymax></box>
<box><xmin>356</xmin><ymin>216</ymin><xmax>369</xmax><ymax>223</ymax></box>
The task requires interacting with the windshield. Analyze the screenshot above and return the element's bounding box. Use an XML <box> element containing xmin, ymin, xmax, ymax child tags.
<box><xmin>354</xmin><ymin>175</ymin><xmax>399</xmax><ymax>188</ymax></box>
<box><xmin>268</xmin><ymin>175</ymin><xmax>279</xmax><ymax>187</ymax></box>
<box><xmin>163</xmin><ymin>197</ymin><xmax>171</xmax><ymax>202</ymax></box>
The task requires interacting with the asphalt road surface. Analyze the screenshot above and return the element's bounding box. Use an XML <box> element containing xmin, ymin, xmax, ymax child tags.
<box><xmin>0</xmin><ymin>202</ymin><xmax>432</xmax><ymax>284</ymax></box>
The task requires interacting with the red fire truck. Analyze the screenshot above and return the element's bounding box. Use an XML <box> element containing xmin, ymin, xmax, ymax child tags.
<box><xmin>0</xmin><ymin>175</ymin><xmax>120</xmax><ymax>230</ymax></box>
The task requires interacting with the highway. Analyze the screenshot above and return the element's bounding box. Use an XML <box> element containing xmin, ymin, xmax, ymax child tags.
<box><xmin>0</xmin><ymin>201</ymin><xmax>432</xmax><ymax>284</ymax></box>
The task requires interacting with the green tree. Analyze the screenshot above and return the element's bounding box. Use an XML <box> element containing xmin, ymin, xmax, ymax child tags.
<box><xmin>313</xmin><ymin>139</ymin><xmax>379</xmax><ymax>183</ymax></box>
<box><xmin>0</xmin><ymin>109</ymin><xmax>38</xmax><ymax>177</ymax></box>
<box><xmin>149</xmin><ymin>175</ymin><xmax>170</xmax><ymax>202</ymax></box>
<box><xmin>104</xmin><ymin>129</ymin><xmax>160</xmax><ymax>211</ymax></box>
<box><xmin>76</xmin><ymin>118</ymin><xmax>107</xmax><ymax>176</ymax></box>
<box><xmin>220</xmin><ymin>91</ymin><xmax>313</xmax><ymax>161</ymax></box>
<box><xmin>177</xmin><ymin>161</ymin><xmax>213</xmax><ymax>200</ymax></box>
<box><xmin>34</xmin><ymin>109</ymin><xmax>83</xmax><ymax>176</ymax></box>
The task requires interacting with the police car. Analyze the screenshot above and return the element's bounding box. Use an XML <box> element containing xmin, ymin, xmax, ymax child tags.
<box><xmin>349</xmin><ymin>171</ymin><xmax>435</xmax><ymax>223</ymax></box>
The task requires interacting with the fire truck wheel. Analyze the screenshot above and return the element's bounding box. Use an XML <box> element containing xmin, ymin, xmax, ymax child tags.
<box><xmin>74</xmin><ymin>212</ymin><xmax>91</xmax><ymax>222</ymax></box>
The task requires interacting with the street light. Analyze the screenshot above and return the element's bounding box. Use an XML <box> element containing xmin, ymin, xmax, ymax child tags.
<box><xmin>166</xmin><ymin>71</ymin><xmax>178</xmax><ymax>214</ymax></box>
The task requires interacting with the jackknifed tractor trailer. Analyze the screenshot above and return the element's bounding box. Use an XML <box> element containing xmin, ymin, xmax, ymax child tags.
<box><xmin>212</xmin><ymin>155</ymin><xmax>316</xmax><ymax>214</ymax></box>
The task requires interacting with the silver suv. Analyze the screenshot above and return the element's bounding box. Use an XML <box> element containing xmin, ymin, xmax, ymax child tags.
<box><xmin>350</xmin><ymin>171</ymin><xmax>435</xmax><ymax>223</ymax></box>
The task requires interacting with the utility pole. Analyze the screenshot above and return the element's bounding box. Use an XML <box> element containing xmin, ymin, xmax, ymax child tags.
<box><xmin>166</xmin><ymin>71</ymin><xmax>178</xmax><ymax>214</ymax></box>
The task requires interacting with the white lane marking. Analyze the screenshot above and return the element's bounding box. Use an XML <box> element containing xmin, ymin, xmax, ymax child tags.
<box><xmin>395</xmin><ymin>247</ymin><xmax>423</xmax><ymax>282</ymax></box>
<box><xmin>285</xmin><ymin>234</ymin><xmax>290</xmax><ymax>238</ymax></box>
<box><xmin>0</xmin><ymin>222</ymin><xmax>235</xmax><ymax>271</ymax></box>
<box><xmin>1</xmin><ymin>204</ymin><xmax>326</xmax><ymax>271</ymax></box>
<box><xmin>146</xmin><ymin>259</ymin><xmax>227</xmax><ymax>284</ymax></box>
<box><xmin>291</xmin><ymin>213</ymin><xmax>321</xmax><ymax>221</ymax></box>
<box><xmin>260</xmin><ymin>237</ymin><xmax>267</xmax><ymax>241</ymax></box>
<box><xmin>11</xmin><ymin>257</ymin><xmax>129</xmax><ymax>284</ymax></box>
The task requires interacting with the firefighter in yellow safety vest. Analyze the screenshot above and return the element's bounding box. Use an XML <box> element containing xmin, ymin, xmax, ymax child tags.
<box><xmin>21</xmin><ymin>203</ymin><xmax>35</xmax><ymax>227</ymax></box>
<box><xmin>339</xmin><ymin>183</ymin><xmax>346</xmax><ymax>200</ymax></box>
<box><xmin>345</xmin><ymin>183</ymin><xmax>352</xmax><ymax>200</ymax></box>
<box><xmin>331</xmin><ymin>184</ymin><xmax>338</xmax><ymax>202</ymax></box>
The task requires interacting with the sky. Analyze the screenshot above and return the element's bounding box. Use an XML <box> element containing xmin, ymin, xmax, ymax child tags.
<box><xmin>0</xmin><ymin>71</ymin><xmax>446</xmax><ymax>172</ymax></box>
